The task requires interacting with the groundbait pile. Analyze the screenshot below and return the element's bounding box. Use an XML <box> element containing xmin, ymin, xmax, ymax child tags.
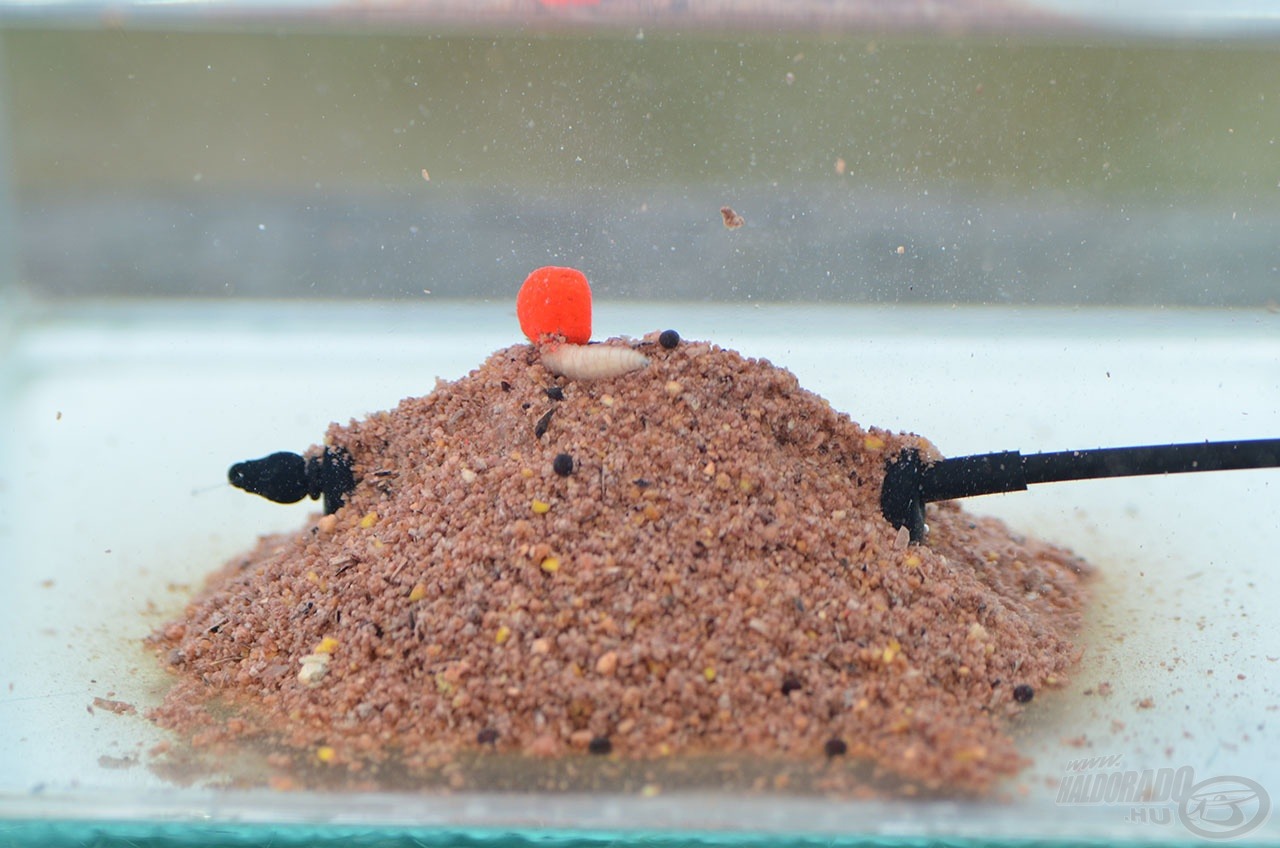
<box><xmin>149</xmin><ymin>268</ymin><xmax>1091</xmax><ymax>794</ymax></box>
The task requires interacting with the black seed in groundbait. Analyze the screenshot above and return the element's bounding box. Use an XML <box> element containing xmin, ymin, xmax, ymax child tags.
<box><xmin>476</xmin><ymin>728</ymin><xmax>499</xmax><ymax>745</ymax></box>
<box><xmin>658</xmin><ymin>329</ymin><xmax>680</xmax><ymax>349</ymax></box>
<box><xmin>534</xmin><ymin>408</ymin><xmax>555</xmax><ymax>439</ymax></box>
<box><xmin>824</xmin><ymin>738</ymin><xmax>848</xmax><ymax>757</ymax></box>
<box><xmin>545</xmin><ymin>385</ymin><xmax>565</xmax><ymax>401</ymax></box>
<box><xmin>552</xmin><ymin>453</ymin><xmax>574</xmax><ymax>476</ymax></box>
<box><xmin>1012</xmin><ymin>684</ymin><xmax>1035</xmax><ymax>703</ymax></box>
<box><xmin>780</xmin><ymin>674</ymin><xmax>803</xmax><ymax>696</ymax></box>
<box><xmin>587</xmin><ymin>736</ymin><xmax>612</xmax><ymax>755</ymax></box>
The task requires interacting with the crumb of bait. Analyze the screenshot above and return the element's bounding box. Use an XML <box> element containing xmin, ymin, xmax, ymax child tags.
<box><xmin>149</xmin><ymin>338</ymin><xmax>1092</xmax><ymax>796</ymax></box>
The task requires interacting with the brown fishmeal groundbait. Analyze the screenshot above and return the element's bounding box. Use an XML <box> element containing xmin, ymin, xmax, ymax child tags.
<box><xmin>149</xmin><ymin>337</ymin><xmax>1091</xmax><ymax>795</ymax></box>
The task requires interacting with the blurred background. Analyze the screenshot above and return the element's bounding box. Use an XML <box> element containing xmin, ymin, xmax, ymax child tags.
<box><xmin>2</xmin><ymin>0</ymin><xmax>1278</xmax><ymax>306</ymax></box>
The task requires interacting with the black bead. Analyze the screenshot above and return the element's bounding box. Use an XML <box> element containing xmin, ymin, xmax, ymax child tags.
<box><xmin>552</xmin><ymin>453</ymin><xmax>574</xmax><ymax>476</ymax></box>
<box><xmin>476</xmin><ymin>728</ymin><xmax>499</xmax><ymax>745</ymax></box>
<box><xmin>780</xmin><ymin>674</ymin><xmax>803</xmax><ymax>696</ymax></box>
<box><xmin>587</xmin><ymin>736</ymin><xmax>612</xmax><ymax>755</ymax></box>
<box><xmin>1012</xmin><ymin>684</ymin><xmax>1035</xmax><ymax>703</ymax></box>
<box><xmin>823</xmin><ymin>738</ymin><xmax>848</xmax><ymax>757</ymax></box>
<box><xmin>658</xmin><ymin>329</ymin><xmax>680</xmax><ymax>349</ymax></box>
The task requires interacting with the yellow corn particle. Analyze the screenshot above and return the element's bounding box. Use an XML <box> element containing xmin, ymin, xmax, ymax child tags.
<box><xmin>495</xmin><ymin>625</ymin><xmax>511</xmax><ymax>645</ymax></box>
<box><xmin>314</xmin><ymin>637</ymin><xmax>339</xmax><ymax>654</ymax></box>
<box><xmin>953</xmin><ymin>745</ymin><xmax>988</xmax><ymax>763</ymax></box>
<box><xmin>359</xmin><ymin>511</ymin><xmax>378</xmax><ymax>529</ymax></box>
<box><xmin>540</xmin><ymin>557</ymin><xmax>560</xmax><ymax>574</ymax></box>
<box><xmin>520</xmin><ymin>467</ymin><xmax>534</xmax><ymax>478</ymax></box>
<box><xmin>863</xmin><ymin>434</ymin><xmax>886</xmax><ymax>451</ymax></box>
<box><xmin>903</xmin><ymin>554</ymin><xmax>922</xmax><ymax>568</ymax></box>
<box><xmin>408</xmin><ymin>584</ymin><xmax>427</xmax><ymax>602</ymax></box>
<box><xmin>315</xmin><ymin>746</ymin><xmax>336</xmax><ymax>763</ymax></box>
<box><xmin>531</xmin><ymin>499</ymin><xmax>550</xmax><ymax>514</ymax></box>
<box><xmin>703</xmin><ymin>666</ymin><xmax>717</xmax><ymax>683</ymax></box>
<box><xmin>882</xmin><ymin>638</ymin><xmax>901</xmax><ymax>664</ymax></box>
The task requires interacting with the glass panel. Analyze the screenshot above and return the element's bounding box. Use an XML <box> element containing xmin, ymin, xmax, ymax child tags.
<box><xmin>2</xmin><ymin>5</ymin><xmax>1277</xmax><ymax>845</ymax></box>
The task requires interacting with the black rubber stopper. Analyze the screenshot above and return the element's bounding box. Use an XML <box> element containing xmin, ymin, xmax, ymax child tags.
<box><xmin>228</xmin><ymin>447</ymin><xmax>355</xmax><ymax>515</ymax></box>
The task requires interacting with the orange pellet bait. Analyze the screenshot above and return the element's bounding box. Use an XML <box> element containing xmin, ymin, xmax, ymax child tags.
<box><xmin>517</xmin><ymin>266</ymin><xmax>592</xmax><ymax>345</ymax></box>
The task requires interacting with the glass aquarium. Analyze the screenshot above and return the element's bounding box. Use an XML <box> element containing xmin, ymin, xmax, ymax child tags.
<box><xmin>1</xmin><ymin>1</ymin><xmax>1278</xmax><ymax>845</ymax></box>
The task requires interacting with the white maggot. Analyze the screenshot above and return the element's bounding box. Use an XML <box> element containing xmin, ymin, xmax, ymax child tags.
<box><xmin>541</xmin><ymin>343</ymin><xmax>649</xmax><ymax>380</ymax></box>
